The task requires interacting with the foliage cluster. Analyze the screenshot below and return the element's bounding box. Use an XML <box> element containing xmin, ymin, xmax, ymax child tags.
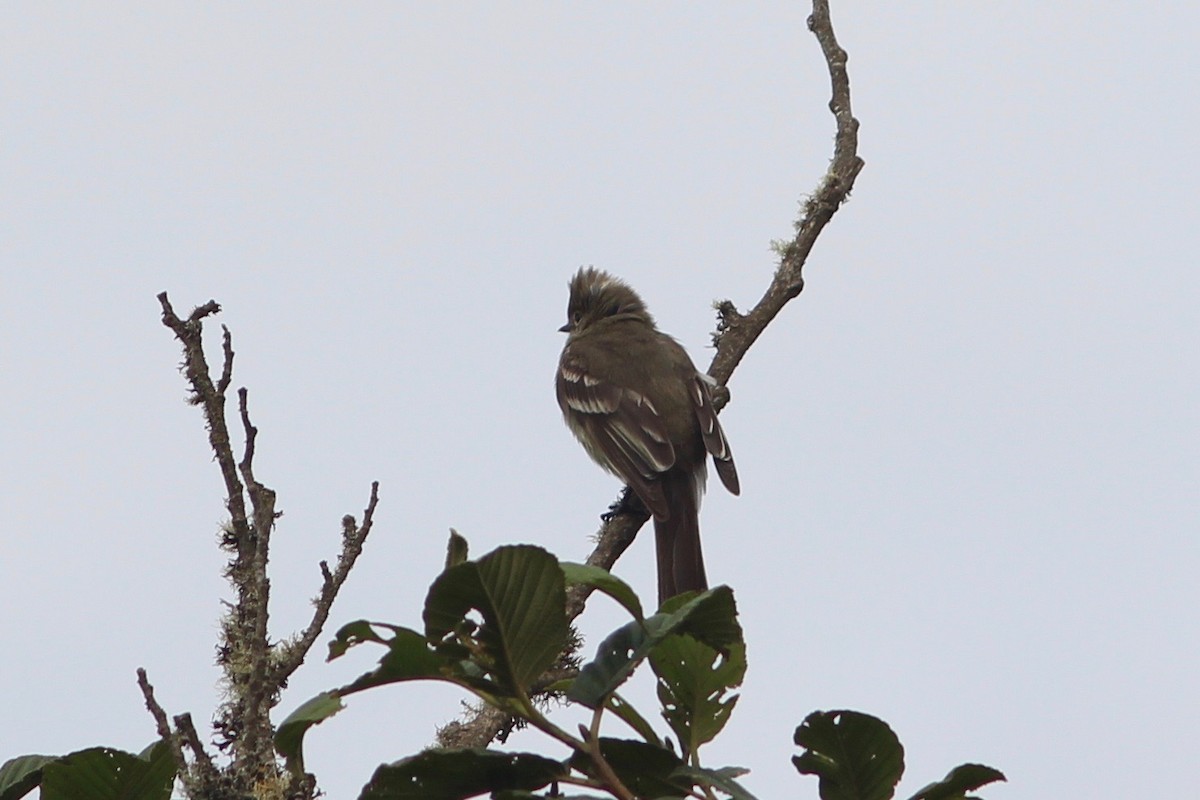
<box><xmin>2</xmin><ymin>540</ymin><xmax>1002</xmax><ymax>799</ymax></box>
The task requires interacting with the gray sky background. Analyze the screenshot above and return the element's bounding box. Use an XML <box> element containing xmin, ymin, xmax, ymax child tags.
<box><xmin>3</xmin><ymin>3</ymin><xmax>1196</xmax><ymax>798</ymax></box>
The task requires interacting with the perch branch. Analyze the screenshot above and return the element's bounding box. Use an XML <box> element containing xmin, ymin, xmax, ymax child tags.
<box><xmin>441</xmin><ymin>0</ymin><xmax>863</xmax><ymax>749</ymax></box>
<box><xmin>580</xmin><ymin>0</ymin><xmax>863</xmax><ymax>600</ymax></box>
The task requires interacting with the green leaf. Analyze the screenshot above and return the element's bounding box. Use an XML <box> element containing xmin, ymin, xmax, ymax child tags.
<box><xmin>560</xmin><ymin>562</ymin><xmax>644</xmax><ymax>621</ymax></box>
<box><xmin>793</xmin><ymin>710</ymin><xmax>905</xmax><ymax>800</ymax></box>
<box><xmin>35</xmin><ymin>743</ymin><xmax>176</xmax><ymax>800</ymax></box>
<box><xmin>286</xmin><ymin>619</ymin><xmax>535</xmax><ymax>775</ymax></box>
<box><xmin>568</xmin><ymin>738</ymin><xmax>691</xmax><ymax>799</ymax></box>
<box><xmin>338</xmin><ymin>626</ymin><xmax>462</xmax><ymax>694</ymax></box>
<box><xmin>0</xmin><ymin>754</ymin><xmax>56</xmax><ymax>800</ymax></box>
<box><xmin>568</xmin><ymin>586</ymin><xmax>742</xmax><ymax>708</ymax></box>
<box><xmin>657</xmin><ymin>587</ymin><xmax>742</xmax><ymax>647</ymax></box>
<box><xmin>446</xmin><ymin>529</ymin><xmax>470</xmax><ymax>568</ymax></box>
<box><xmin>907</xmin><ymin>764</ymin><xmax>1006</xmax><ymax>800</ymax></box>
<box><xmin>358</xmin><ymin>749</ymin><xmax>565</xmax><ymax>800</ymax></box>
<box><xmin>675</xmin><ymin>764</ymin><xmax>758</xmax><ymax>800</ymax></box>
<box><xmin>275</xmin><ymin>691</ymin><xmax>345</xmax><ymax>774</ymax></box>
<box><xmin>651</xmin><ymin>634</ymin><xmax>745</xmax><ymax>758</ymax></box>
<box><xmin>424</xmin><ymin>545</ymin><xmax>569</xmax><ymax>695</ymax></box>
<box><xmin>328</xmin><ymin>619</ymin><xmax>406</xmax><ymax>661</ymax></box>
<box><xmin>606</xmin><ymin>693</ymin><xmax>665</xmax><ymax>747</ymax></box>
<box><xmin>493</xmin><ymin>792</ymin><xmax>610</xmax><ymax>800</ymax></box>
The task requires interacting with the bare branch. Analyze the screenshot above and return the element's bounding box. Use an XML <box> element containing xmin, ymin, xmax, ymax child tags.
<box><xmin>275</xmin><ymin>482</ymin><xmax>381</xmax><ymax>683</ymax></box>
<box><xmin>160</xmin><ymin>293</ymin><xmax>280</xmax><ymax>786</ymax></box>
<box><xmin>186</xmin><ymin>299</ymin><xmax>222</xmax><ymax>323</ymax></box>
<box><xmin>137</xmin><ymin>671</ymin><xmax>219</xmax><ymax>794</ymax></box>
<box><xmin>574</xmin><ymin>0</ymin><xmax>862</xmax><ymax>616</ymax></box>
<box><xmin>157</xmin><ymin>292</ymin><xmax>251</xmax><ymax>544</ymax></box>
<box><xmin>218</xmin><ymin>325</ymin><xmax>235</xmax><ymax>396</ymax></box>
<box><xmin>236</xmin><ymin>387</ymin><xmax>260</xmax><ymax>491</ymax></box>
<box><xmin>708</xmin><ymin>0</ymin><xmax>863</xmax><ymax>384</ymax></box>
<box><xmin>161</xmin><ymin>294</ymin><xmax>377</xmax><ymax>794</ymax></box>
<box><xmin>436</xmin><ymin>704</ymin><xmax>517</xmax><ymax>750</ymax></box>
<box><xmin>231</xmin><ymin>384</ymin><xmax>280</xmax><ymax>776</ymax></box>
<box><xmin>137</xmin><ymin>667</ymin><xmax>194</xmax><ymax>792</ymax></box>
<box><xmin>175</xmin><ymin>713</ymin><xmax>220</xmax><ymax>785</ymax></box>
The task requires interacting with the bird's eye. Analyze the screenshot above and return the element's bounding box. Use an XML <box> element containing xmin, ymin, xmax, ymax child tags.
<box><xmin>571</xmin><ymin>311</ymin><xmax>582</xmax><ymax>324</ymax></box>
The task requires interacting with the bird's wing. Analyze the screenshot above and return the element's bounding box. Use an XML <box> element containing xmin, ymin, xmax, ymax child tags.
<box><xmin>558</xmin><ymin>353</ymin><xmax>675</xmax><ymax>518</ymax></box>
<box><xmin>692</xmin><ymin>373</ymin><xmax>740</xmax><ymax>496</ymax></box>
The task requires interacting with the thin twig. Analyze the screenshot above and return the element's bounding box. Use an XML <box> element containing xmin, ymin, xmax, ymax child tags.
<box><xmin>275</xmin><ymin>482</ymin><xmax>381</xmax><ymax>682</ymax></box>
<box><xmin>708</xmin><ymin>0</ymin><xmax>863</xmax><ymax>385</ymax></box>
<box><xmin>136</xmin><ymin>668</ymin><xmax>191</xmax><ymax>787</ymax></box>
<box><xmin>157</xmin><ymin>293</ymin><xmax>251</xmax><ymax>544</ymax></box>
<box><xmin>175</xmin><ymin>713</ymin><xmax>220</xmax><ymax>784</ymax></box>
<box><xmin>217</xmin><ymin>326</ymin><xmax>234</xmax><ymax>396</ymax></box>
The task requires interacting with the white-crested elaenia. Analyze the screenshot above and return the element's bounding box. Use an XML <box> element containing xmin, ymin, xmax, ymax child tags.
<box><xmin>556</xmin><ymin>267</ymin><xmax>739</xmax><ymax>605</ymax></box>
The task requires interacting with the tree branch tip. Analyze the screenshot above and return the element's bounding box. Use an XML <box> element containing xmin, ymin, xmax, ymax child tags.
<box><xmin>187</xmin><ymin>300</ymin><xmax>222</xmax><ymax>323</ymax></box>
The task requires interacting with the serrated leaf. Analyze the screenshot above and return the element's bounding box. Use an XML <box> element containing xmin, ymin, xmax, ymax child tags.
<box><xmin>651</xmin><ymin>634</ymin><xmax>745</xmax><ymax>758</ymax></box>
<box><xmin>793</xmin><ymin>710</ymin><xmax>904</xmax><ymax>800</ymax></box>
<box><xmin>568</xmin><ymin>738</ymin><xmax>691</xmax><ymax>799</ymax></box>
<box><xmin>37</xmin><ymin>743</ymin><xmax>176</xmax><ymax>800</ymax></box>
<box><xmin>358</xmin><ymin>749</ymin><xmax>565</xmax><ymax>800</ymax></box>
<box><xmin>560</xmin><ymin>562</ymin><xmax>644</xmax><ymax>621</ymax></box>
<box><xmin>424</xmin><ymin>545</ymin><xmax>569</xmax><ymax>695</ymax></box>
<box><xmin>908</xmin><ymin>763</ymin><xmax>1006</xmax><ymax>800</ymax></box>
<box><xmin>275</xmin><ymin>691</ymin><xmax>345</xmax><ymax>774</ymax></box>
<box><xmin>568</xmin><ymin>586</ymin><xmax>742</xmax><ymax>707</ymax></box>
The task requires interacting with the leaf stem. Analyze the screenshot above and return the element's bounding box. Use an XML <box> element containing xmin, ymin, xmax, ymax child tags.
<box><xmin>582</xmin><ymin>704</ymin><xmax>636</xmax><ymax>800</ymax></box>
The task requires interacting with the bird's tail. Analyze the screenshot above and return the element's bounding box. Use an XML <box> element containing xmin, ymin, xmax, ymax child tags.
<box><xmin>653</xmin><ymin>469</ymin><xmax>707</xmax><ymax>607</ymax></box>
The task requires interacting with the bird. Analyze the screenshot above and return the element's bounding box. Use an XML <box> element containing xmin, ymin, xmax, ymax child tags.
<box><xmin>555</xmin><ymin>267</ymin><xmax>739</xmax><ymax>606</ymax></box>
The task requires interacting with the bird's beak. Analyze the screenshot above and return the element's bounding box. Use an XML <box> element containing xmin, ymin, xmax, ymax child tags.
<box><xmin>558</xmin><ymin>322</ymin><xmax>573</xmax><ymax>333</ymax></box>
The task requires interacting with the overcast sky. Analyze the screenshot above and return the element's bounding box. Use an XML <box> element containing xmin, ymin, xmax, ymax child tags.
<box><xmin>3</xmin><ymin>3</ymin><xmax>1196</xmax><ymax>799</ymax></box>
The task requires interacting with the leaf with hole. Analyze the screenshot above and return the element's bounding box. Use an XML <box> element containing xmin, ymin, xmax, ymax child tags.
<box><xmin>793</xmin><ymin>710</ymin><xmax>904</xmax><ymax>800</ymax></box>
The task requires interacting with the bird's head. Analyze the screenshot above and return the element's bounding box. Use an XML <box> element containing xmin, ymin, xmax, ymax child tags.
<box><xmin>559</xmin><ymin>267</ymin><xmax>655</xmax><ymax>334</ymax></box>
